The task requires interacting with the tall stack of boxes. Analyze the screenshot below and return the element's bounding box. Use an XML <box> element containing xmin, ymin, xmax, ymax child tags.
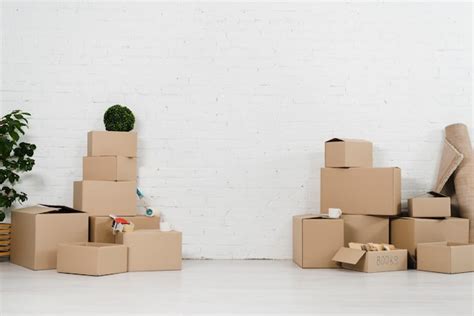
<box><xmin>293</xmin><ymin>139</ymin><xmax>403</xmax><ymax>272</ymax></box>
<box><xmin>10</xmin><ymin>130</ymin><xmax>182</xmax><ymax>276</ymax></box>
<box><xmin>293</xmin><ymin>138</ymin><xmax>472</xmax><ymax>273</ymax></box>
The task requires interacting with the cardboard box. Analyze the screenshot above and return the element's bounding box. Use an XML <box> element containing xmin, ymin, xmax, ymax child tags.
<box><xmin>115</xmin><ymin>230</ymin><xmax>182</xmax><ymax>271</ymax></box>
<box><xmin>325</xmin><ymin>138</ymin><xmax>373</xmax><ymax>168</ymax></box>
<box><xmin>57</xmin><ymin>242</ymin><xmax>128</xmax><ymax>276</ymax></box>
<box><xmin>320</xmin><ymin>167</ymin><xmax>401</xmax><ymax>216</ymax></box>
<box><xmin>390</xmin><ymin>217</ymin><xmax>469</xmax><ymax>257</ymax></box>
<box><xmin>87</xmin><ymin>131</ymin><xmax>137</xmax><ymax>157</ymax></box>
<box><xmin>342</xmin><ymin>215</ymin><xmax>389</xmax><ymax>247</ymax></box>
<box><xmin>332</xmin><ymin>247</ymin><xmax>407</xmax><ymax>272</ymax></box>
<box><xmin>89</xmin><ymin>215</ymin><xmax>160</xmax><ymax>243</ymax></box>
<box><xmin>83</xmin><ymin>156</ymin><xmax>137</xmax><ymax>181</ymax></box>
<box><xmin>417</xmin><ymin>242</ymin><xmax>474</xmax><ymax>274</ymax></box>
<box><xmin>293</xmin><ymin>215</ymin><xmax>344</xmax><ymax>268</ymax></box>
<box><xmin>10</xmin><ymin>205</ymin><xmax>88</xmax><ymax>270</ymax></box>
<box><xmin>408</xmin><ymin>191</ymin><xmax>451</xmax><ymax>218</ymax></box>
<box><xmin>73</xmin><ymin>180</ymin><xmax>137</xmax><ymax>216</ymax></box>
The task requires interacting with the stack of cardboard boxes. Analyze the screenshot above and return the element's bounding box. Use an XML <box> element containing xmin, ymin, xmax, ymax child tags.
<box><xmin>10</xmin><ymin>131</ymin><xmax>182</xmax><ymax>276</ymax></box>
<box><xmin>293</xmin><ymin>138</ymin><xmax>473</xmax><ymax>273</ymax></box>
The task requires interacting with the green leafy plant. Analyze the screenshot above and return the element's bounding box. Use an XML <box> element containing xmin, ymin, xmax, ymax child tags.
<box><xmin>103</xmin><ymin>104</ymin><xmax>135</xmax><ymax>131</ymax></box>
<box><xmin>0</xmin><ymin>110</ymin><xmax>36</xmax><ymax>221</ymax></box>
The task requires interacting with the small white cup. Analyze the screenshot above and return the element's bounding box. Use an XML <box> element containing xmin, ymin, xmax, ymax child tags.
<box><xmin>328</xmin><ymin>208</ymin><xmax>342</xmax><ymax>219</ymax></box>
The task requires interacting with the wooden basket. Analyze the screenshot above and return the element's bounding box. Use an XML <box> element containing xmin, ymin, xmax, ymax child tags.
<box><xmin>0</xmin><ymin>223</ymin><xmax>11</xmax><ymax>257</ymax></box>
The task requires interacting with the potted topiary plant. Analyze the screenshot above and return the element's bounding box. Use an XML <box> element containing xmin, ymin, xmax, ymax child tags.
<box><xmin>103</xmin><ymin>104</ymin><xmax>135</xmax><ymax>131</ymax></box>
<box><xmin>0</xmin><ymin>110</ymin><xmax>36</xmax><ymax>222</ymax></box>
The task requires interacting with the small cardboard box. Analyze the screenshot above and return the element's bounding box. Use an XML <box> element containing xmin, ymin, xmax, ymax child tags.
<box><xmin>321</xmin><ymin>167</ymin><xmax>401</xmax><ymax>216</ymax></box>
<box><xmin>88</xmin><ymin>131</ymin><xmax>137</xmax><ymax>157</ymax></box>
<box><xmin>73</xmin><ymin>180</ymin><xmax>137</xmax><ymax>216</ymax></box>
<box><xmin>89</xmin><ymin>215</ymin><xmax>160</xmax><ymax>243</ymax></box>
<box><xmin>83</xmin><ymin>156</ymin><xmax>137</xmax><ymax>181</ymax></box>
<box><xmin>332</xmin><ymin>247</ymin><xmax>407</xmax><ymax>272</ymax></box>
<box><xmin>57</xmin><ymin>242</ymin><xmax>128</xmax><ymax>276</ymax></box>
<box><xmin>342</xmin><ymin>215</ymin><xmax>389</xmax><ymax>247</ymax></box>
<box><xmin>293</xmin><ymin>215</ymin><xmax>344</xmax><ymax>268</ymax></box>
<box><xmin>115</xmin><ymin>229</ymin><xmax>182</xmax><ymax>271</ymax></box>
<box><xmin>325</xmin><ymin>138</ymin><xmax>373</xmax><ymax>168</ymax></box>
<box><xmin>417</xmin><ymin>242</ymin><xmax>474</xmax><ymax>274</ymax></box>
<box><xmin>408</xmin><ymin>192</ymin><xmax>451</xmax><ymax>218</ymax></box>
<box><xmin>10</xmin><ymin>205</ymin><xmax>88</xmax><ymax>270</ymax></box>
<box><xmin>390</xmin><ymin>217</ymin><xmax>469</xmax><ymax>257</ymax></box>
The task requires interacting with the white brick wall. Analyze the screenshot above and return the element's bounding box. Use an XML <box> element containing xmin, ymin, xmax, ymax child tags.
<box><xmin>1</xmin><ymin>1</ymin><xmax>472</xmax><ymax>259</ymax></box>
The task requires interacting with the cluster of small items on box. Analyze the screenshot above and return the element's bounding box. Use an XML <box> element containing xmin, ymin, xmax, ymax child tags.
<box><xmin>293</xmin><ymin>138</ymin><xmax>473</xmax><ymax>274</ymax></box>
<box><xmin>9</xmin><ymin>131</ymin><xmax>182</xmax><ymax>276</ymax></box>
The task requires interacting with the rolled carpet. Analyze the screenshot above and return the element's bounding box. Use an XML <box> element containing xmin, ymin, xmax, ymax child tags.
<box><xmin>435</xmin><ymin>123</ymin><xmax>474</xmax><ymax>242</ymax></box>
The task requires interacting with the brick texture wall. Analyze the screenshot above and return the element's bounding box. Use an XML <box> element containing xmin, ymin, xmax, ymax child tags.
<box><xmin>1</xmin><ymin>1</ymin><xmax>472</xmax><ymax>258</ymax></box>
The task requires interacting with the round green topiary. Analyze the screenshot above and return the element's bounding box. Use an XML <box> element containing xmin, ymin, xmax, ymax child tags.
<box><xmin>103</xmin><ymin>104</ymin><xmax>135</xmax><ymax>131</ymax></box>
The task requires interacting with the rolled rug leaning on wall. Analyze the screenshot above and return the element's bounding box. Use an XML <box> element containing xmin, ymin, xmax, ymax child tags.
<box><xmin>434</xmin><ymin>123</ymin><xmax>474</xmax><ymax>242</ymax></box>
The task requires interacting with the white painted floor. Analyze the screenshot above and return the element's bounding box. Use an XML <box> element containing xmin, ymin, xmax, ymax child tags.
<box><xmin>0</xmin><ymin>260</ymin><xmax>472</xmax><ymax>315</ymax></box>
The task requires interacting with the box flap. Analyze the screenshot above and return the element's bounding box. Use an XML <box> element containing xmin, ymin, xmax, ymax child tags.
<box><xmin>332</xmin><ymin>247</ymin><xmax>365</xmax><ymax>264</ymax></box>
<box><xmin>427</xmin><ymin>191</ymin><xmax>448</xmax><ymax>198</ymax></box>
<box><xmin>325</xmin><ymin>138</ymin><xmax>370</xmax><ymax>143</ymax></box>
<box><xmin>13</xmin><ymin>204</ymin><xmax>83</xmax><ymax>215</ymax></box>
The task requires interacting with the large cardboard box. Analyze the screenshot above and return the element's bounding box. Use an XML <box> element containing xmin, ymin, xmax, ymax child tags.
<box><xmin>325</xmin><ymin>138</ymin><xmax>373</xmax><ymax>168</ymax></box>
<box><xmin>87</xmin><ymin>131</ymin><xmax>137</xmax><ymax>157</ymax></box>
<box><xmin>417</xmin><ymin>242</ymin><xmax>474</xmax><ymax>274</ymax></box>
<box><xmin>390</xmin><ymin>217</ymin><xmax>469</xmax><ymax>257</ymax></box>
<box><xmin>332</xmin><ymin>247</ymin><xmax>407</xmax><ymax>273</ymax></box>
<box><xmin>83</xmin><ymin>156</ymin><xmax>137</xmax><ymax>181</ymax></box>
<box><xmin>342</xmin><ymin>215</ymin><xmax>389</xmax><ymax>247</ymax></box>
<box><xmin>10</xmin><ymin>205</ymin><xmax>88</xmax><ymax>270</ymax></box>
<box><xmin>115</xmin><ymin>230</ymin><xmax>182</xmax><ymax>271</ymax></box>
<box><xmin>57</xmin><ymin>242</ymin><xmax>128</xmax><ymax>276</ymax></box>
<box><xmin>73</xmin><ymin>180</ymin><xmax>137</xmax><ymax>216</ymax></box>
<box><xmin>408</xmin><ymin>192</ymin><xmax>451</xmax><ymax>218</ymax></box>
<box><xmin>293</xmin><ymin>215</ymin><xmax>344</xmax><ymax>268</ymax></box>
<box><xmin>321</xmin><ymin>167</ymin><xmax>401</xmax><ymax>216</ymax></box>
<box><xmin>89</xmin><ymin>216</ymin><xmax>160</xmax><ymax>243</ymax></box>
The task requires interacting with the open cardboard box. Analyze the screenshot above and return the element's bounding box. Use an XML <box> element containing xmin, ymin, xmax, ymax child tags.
<box><xmin>332</xmin><ymin>247</ymin><xmax>407</xmax><ymax>273</ymax></box>
<box><xmin>408</xmin><ymin>191</ymin><xmax>451</xmax><ymax>218</ymax></box>
<box><xmin>325</xmin><ymin>138</ymin><xmax>373</xmax><ymax>168</ymax></box>
<box><xmin>57</xmin><ymin>242</ymin><xmax>128</xmax><ymax>276</ymax></box>
<box><xmin>10</xmin><ymin>205</ymin><xmax>88</xmax><ymax>270</ymax></box>
<box><xmin>293</xmin><ymin>214</ymin><xmax>344</xmax><ymax>268</ymax></box>
<box><xmin>417</xmin><ymin>242</ymin><xmax>474</xmax><ymax>274</ymax></box>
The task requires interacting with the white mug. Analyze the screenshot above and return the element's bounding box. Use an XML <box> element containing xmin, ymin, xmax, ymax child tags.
<box><xmin>160</xmin><ymin>221</ymin><xmax>172</xmax><ymax>232</ymax></box>
<box><xmin>328</xmin><ymin>208</ymin><xmax>342</xmax><ymax>219</ymax></box>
